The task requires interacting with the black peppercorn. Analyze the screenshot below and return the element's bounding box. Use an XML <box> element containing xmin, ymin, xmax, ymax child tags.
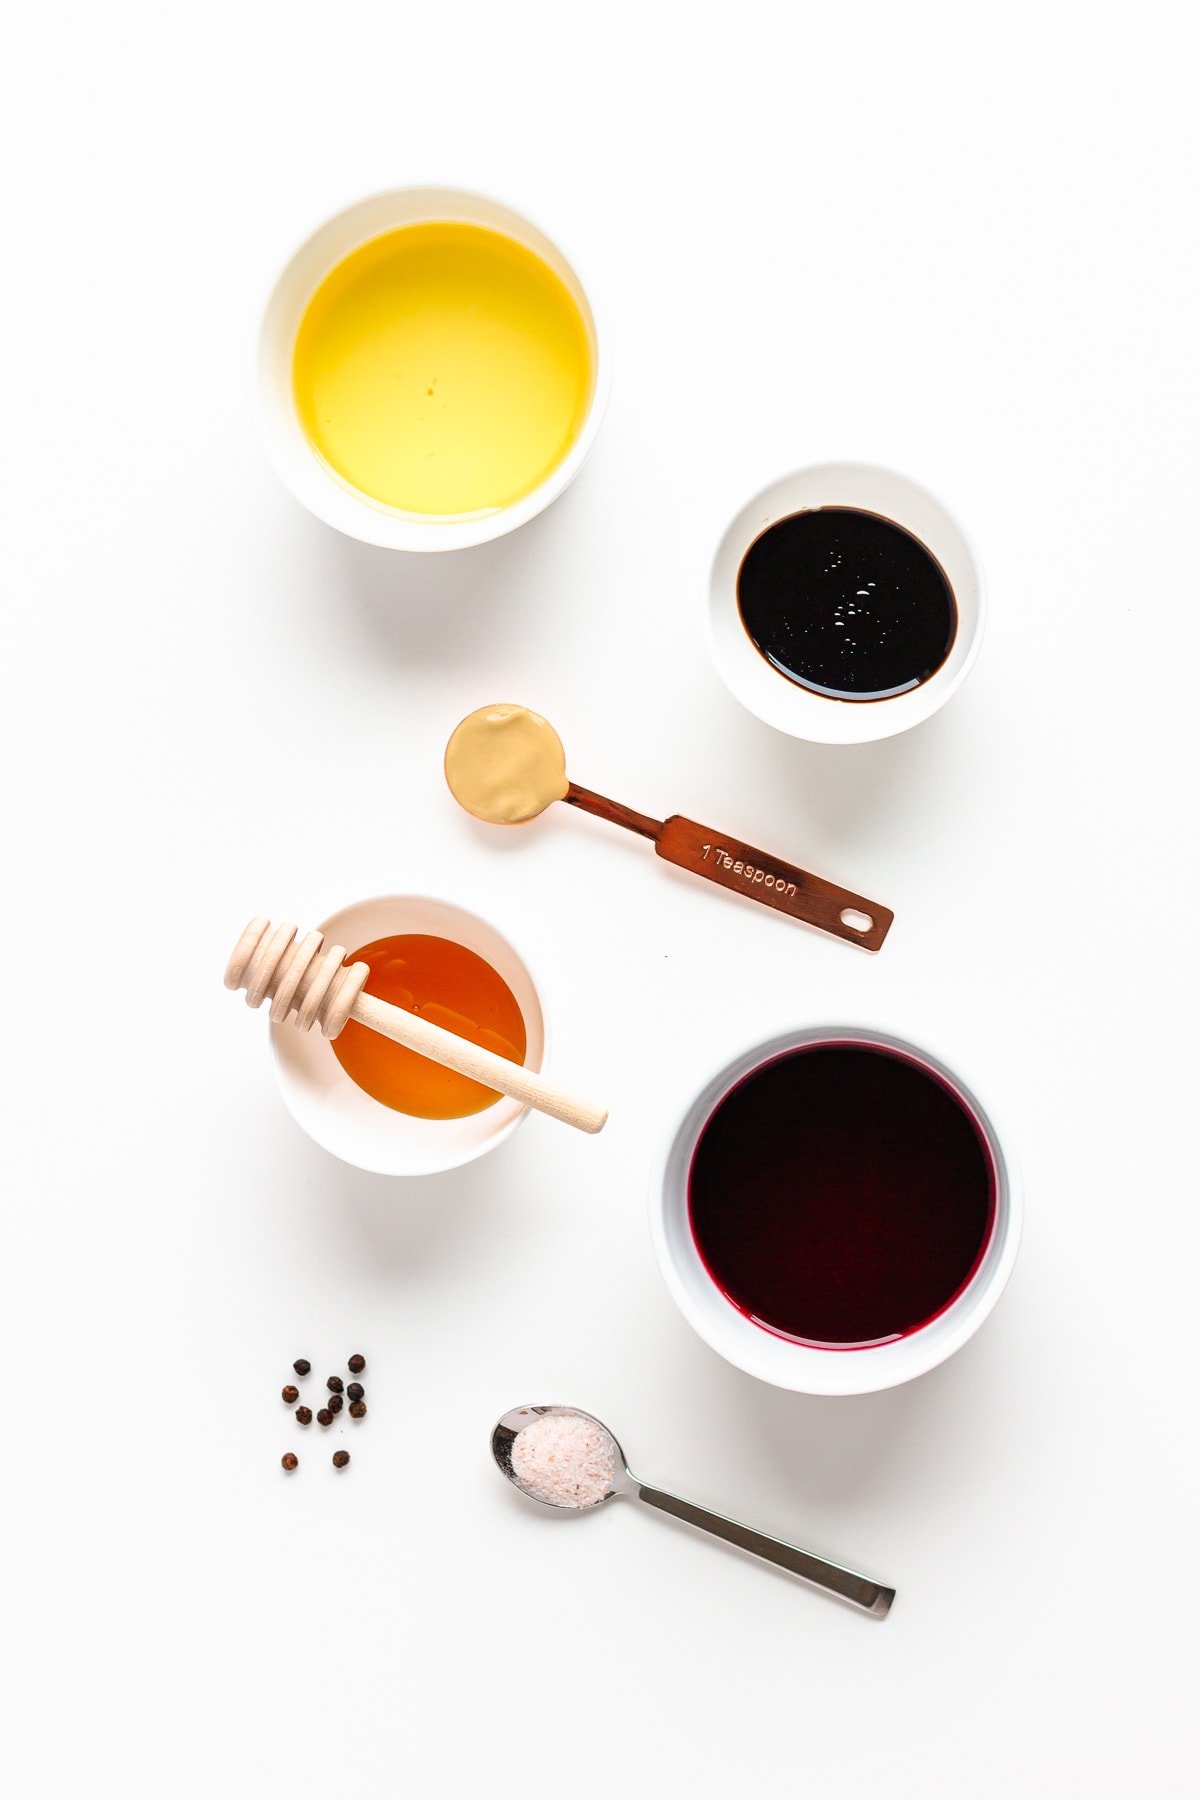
<box><xmin>349</xmin><ymin>1400</ymin><xmax>366</xmax><ymax>1420</ymax></box>
<box><xmin>281</xmin><ymin>1385</ymin><xmax>300</xmax><ymax>1404</ymax></box>
<box><xmin>293</xmin><ymin>1359</ymin><xmax>311</xmax><ymax>1377</ymax></box>
<box><xmin>332</xmin><ymin>1450</ymin><xmax>350</xmax><ymax>1469</ymax></box>
<box><xmin>295</xmin><ymin>1406</ymin><xmax>312</xmax><ymax>1426</ymax></box>
<box><xmin>326</xmin><ymin>1375</ymin><xmax>344</xmax><ymax>1394</ymax></box>
<box><xmin>317</xmin><ymin>1407</ymin><xmax>333</xmax><ymax>1427</ymax></box>
<box><xmin>327</xmin><ymin>1393</ymin><xmax>343</xmax><ymax>1415</ymax></box>
<box><xmin>347</xmin><ymin>1354</ymin><xmax>366</xmax><ymax>1374</ymax></box>
<box><xmin>346</xmin><ymin>1382</ymin><xmax>364</xmax><ymax>1403</ymax></box>
<box><xmin>282</xmin><ymin>1453</ymin><xmax>298</xmax><ymax>1472</ymax></box>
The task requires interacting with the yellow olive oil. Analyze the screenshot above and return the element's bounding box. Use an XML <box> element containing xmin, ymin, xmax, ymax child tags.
<box><xmin>292</xmin><ymin>221</ymin><xmax>593</xmax><ymax>516</ymax></box>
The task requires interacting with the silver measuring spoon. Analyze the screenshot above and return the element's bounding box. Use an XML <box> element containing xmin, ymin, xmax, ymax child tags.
<box><xmin>491</xmin><ymin>1404</ymin><xmax>894</xmax><ymax>1617</ymax></box>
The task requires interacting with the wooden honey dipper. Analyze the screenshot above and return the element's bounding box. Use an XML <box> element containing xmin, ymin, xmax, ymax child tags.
<box><xmin>224</xmin><ymin>917</ymin><xmax>608</xmax><ymax>1135</ymax></box>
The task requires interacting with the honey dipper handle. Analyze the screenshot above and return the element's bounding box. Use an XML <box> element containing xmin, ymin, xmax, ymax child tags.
<box><xmin>349</xmin><ymin>992</ymin><xmax>608</xmax><ymax>1135</ymax></box>
<box><xmin>655</xmin><ymin>816</ymin><xmax>894</xmax><ymax>951</ymax></box>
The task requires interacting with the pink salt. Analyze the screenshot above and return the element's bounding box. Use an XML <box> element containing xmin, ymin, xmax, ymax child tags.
<box><xmin>510</xmin><ymin>1412</ymin><xmax>616</xmax><ymax>1508</ymax></box>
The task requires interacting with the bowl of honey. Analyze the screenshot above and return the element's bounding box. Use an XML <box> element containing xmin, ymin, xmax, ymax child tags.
<box><xmin>258</xmin><ymin>186</ymin><xmax>607</xmax><ymax>550</ymax></box>
<box><xmin>271</xmin><ymin>894</ymin><xmax>547</xmax><ymax>1175</ymax></box>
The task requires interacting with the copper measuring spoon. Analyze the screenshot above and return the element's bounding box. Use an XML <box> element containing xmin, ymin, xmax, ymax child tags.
<box><xmin>445</xmin><ymin>704</ymin><xmax>893</xmax><ymax>951</ymax></box>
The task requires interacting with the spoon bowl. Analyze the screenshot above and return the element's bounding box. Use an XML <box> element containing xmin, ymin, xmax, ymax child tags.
<box><xmin>491</xmin><ymin>1404</ymin><xmax>634</xmax><ymax>1507</ymax></box>
<box><xmin>492</xmin><ymin>1402</ymin><xmax>894</xmax><ymax>1615</ymax></box>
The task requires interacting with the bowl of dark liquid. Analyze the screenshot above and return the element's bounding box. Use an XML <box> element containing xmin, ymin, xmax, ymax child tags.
<box><xmin>707</xmin><ymin>464</ymin><xmax>985</xmax><ymax>743</ymax></box>
<box><xmin>651</xmin><ymin>1027</ymin><xmax>1021</xmax><ymax>1394</ymax></box>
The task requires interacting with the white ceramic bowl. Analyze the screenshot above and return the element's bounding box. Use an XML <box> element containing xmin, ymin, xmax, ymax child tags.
<box><xmin>258</xmin><ymin>186</ymin><xmax>608</xmax><ymax>551</ymax></box>
<box><xmin>651</xmin><ymin>1025</ymin><xmax>1022</xmax><ymax>1395</ymax></box>
<box><xmin>271</xmin><ymin>895</ymin><xmax>546</xmax><ymax>1176</ymax></box>
<box><xmin>708</xmin><ymin>463</ymin><xmax>985</xmax><ymax>744</ymax></box>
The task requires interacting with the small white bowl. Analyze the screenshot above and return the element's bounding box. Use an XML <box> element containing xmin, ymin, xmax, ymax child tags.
<box><xmin>271</xmin><ymin>894</ymin><xmax>546</xmax><ymax>1177</ymax></box>
<box><xmin>707</xmin><ymin>463</ymin><xmax>985</xmax><ymax>744</ymax></box>
<box><xmin>257</xmin><ymin>186</ymin><xmax>608</xmax><ymax>552</ymax></box>
<box><xmin>650</xmin><ymin>1025</ymin><xmax>1022</xmax><ymax>1395</ymax></box>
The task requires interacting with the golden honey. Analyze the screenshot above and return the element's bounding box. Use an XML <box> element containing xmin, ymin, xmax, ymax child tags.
<box><xmin>332</xmin><ymin>934</ymin><xmax>526</xmax><ymax>1119</ymax></box>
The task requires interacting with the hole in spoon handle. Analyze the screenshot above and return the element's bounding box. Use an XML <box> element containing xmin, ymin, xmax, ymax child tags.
<box><xmin>655</xmin><ymin>817</ymin><xmax>893</xmax><ymax>951</ymax></box>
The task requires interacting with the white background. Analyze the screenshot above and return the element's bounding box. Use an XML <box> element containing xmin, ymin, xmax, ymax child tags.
<box><xmin>3</xmin><ymin>3</ymin><xmax>1196</xmax><ymax>1794</ymax></box>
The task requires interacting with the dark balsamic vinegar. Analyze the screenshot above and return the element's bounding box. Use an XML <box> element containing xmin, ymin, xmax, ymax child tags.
<box><xmin>736</xmin><ymin>507</ymin><xmax>957</xmax><ymax>701</ymax></box>
<box><xmin>688</xmin><ymin>1045</ymin><xmax>995</xmax><ymax>1347</ymax></box>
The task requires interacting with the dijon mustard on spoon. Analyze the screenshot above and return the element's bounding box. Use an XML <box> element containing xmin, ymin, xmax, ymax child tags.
<box><xmin>445</xmin><ymin>704</ymin><xmax>893</xmax><ymax>951</ymax></box>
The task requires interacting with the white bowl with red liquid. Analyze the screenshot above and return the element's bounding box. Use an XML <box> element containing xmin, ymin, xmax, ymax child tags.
<box><xmin>270</xmin><ymin>894</ymin><xmax>546</xmax><ymax>1177</ymax></box>
<box><xmin>650</xmin><ymin>1025</ymin><xmax>1022</xmax><ymax>1395</ymax></box>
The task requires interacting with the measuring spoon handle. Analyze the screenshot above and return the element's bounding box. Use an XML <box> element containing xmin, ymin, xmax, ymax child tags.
<box><xmin>635</xmin><ymin>1482</ymin><xmax>894</xmax><ymax>1615</ymax></box>
<box><xmin>656</xmin><ymin>815</ymin><xmax>893</xmax><ymax>951</ymax></box>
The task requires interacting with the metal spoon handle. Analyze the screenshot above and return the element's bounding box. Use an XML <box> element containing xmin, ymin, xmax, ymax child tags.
<box><xmin>635</xmin><ymin>1483</ymin><xmax>894</xmax><ymax>1616</ymax></box>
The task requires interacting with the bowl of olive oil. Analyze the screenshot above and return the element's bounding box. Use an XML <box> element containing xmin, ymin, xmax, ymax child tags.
<box><xmin>259</xmin><ymin>187</ymin><xmax>607</xmax><ymax>550</ymax></box>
